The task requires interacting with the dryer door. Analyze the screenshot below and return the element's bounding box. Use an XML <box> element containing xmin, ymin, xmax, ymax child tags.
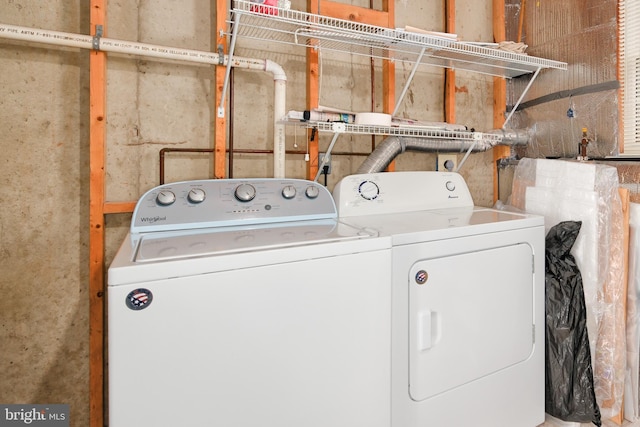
<box><xmin>408</xmin><ymin>243</ymin><xmax>534</xmax><ymax>401</ymax></box>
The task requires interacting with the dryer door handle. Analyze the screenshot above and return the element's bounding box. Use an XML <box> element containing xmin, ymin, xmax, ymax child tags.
<box><xmin>418</xmin><ymin>310</ymin><xmax>439</xmax><ymax>351</ymax></box>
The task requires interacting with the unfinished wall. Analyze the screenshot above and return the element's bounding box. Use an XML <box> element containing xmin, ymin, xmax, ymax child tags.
<box><xmin>0</xmin><ymin>2</ymin><xmax>91</xmax><ymax>426</ymax></box>
<box><xmin>0</xmin><ymin>1</ymin><xmax>496</xmax><ymax>425</ymax></box>
<box><xmin>105</xmin><ymin>0</ymin><xmax>216</xmax><ymax>202</ymax></box>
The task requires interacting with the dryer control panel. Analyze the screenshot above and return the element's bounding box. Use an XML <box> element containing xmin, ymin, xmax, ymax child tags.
<box><xmin>333</xmin><ymin>172</ymin><xmax>474</xmax><ymax>217</ymax></box>
<box><xmin>131</xmin><ymin>178</ymin><xmax>336</xmax><ymax>233</ymax></box>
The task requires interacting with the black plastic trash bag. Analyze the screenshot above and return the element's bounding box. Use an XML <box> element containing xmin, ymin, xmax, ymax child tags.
<box><xmin>545</xmin><ymin>220</ymin><xmax>601</xmax><ymax>426</ymax></box>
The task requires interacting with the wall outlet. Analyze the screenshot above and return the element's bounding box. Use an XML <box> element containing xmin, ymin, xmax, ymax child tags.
<box><xmin>437</xmin><ymin>154</ymin><xmax>458</xmax><ymax>172</ymax></box>
<box><xmin>319</xmin><ymin>152</ymin><xmax>332</xmax><ymax>174</ymax></box>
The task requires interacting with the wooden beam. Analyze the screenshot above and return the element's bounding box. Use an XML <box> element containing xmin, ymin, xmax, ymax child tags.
<box><xmin>89</xmin><ymin>0</ymin><xmax>106</xmax><ymax>425</ymax></box>
<box><xmin>103</xmin><ymin>202</ymin><xmax>136</xmax><ymax>214</ymax></box>
<box><xmin>381</xmin><ymin>0</ymin><xmax>395</xmax><ymax>171</ymax></box>
<box><xmin>318</xmin><ymin>1</ymin><xmax>389</xmax><ymax>26</ymax></box>
<box><xmin>306</xmin><ymin>0</ymin><xmax>321</xmax><ymax>180</ymax></box>
<box><xmin>444</xmin><ymin>0</ymin><xmax>456</xmax><ymax>125</ymax></box>
<box><xmin>492</xmin><ymin>0</ymin><xmax>508</xmax><ymax>203</ymax></box>
<box><xmin>381</xmin><ymin>0</ymin><xmax>395</xmax><ymax>117</ymax></box>
<box><xmin>215</xmin><ymin>0</ymin><xmax>228</xmax><ymax>178</ymax></box>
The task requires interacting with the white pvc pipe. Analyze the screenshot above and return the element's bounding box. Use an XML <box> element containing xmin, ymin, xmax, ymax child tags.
<box><xmin>0</xmin><ymin>24</ymin><xmax>93</xmax><ymax>49</ymax></box>
<box><xmin>0</xmin><ymin>23</ymin><xmax>288</xmax><ymax>178</ymax></box>
<box><xmin>265</xmin><ymin>58</ymin><xmax>287</xmax><ymax>82</ymax></box>
<box><xmin>265</xmin><ymin>60</ymin><xmax>287</xmax><ymax>178</ymax></box>
<box><xmin>271</xmin><ymin>85</ymin><xmax>287</xmax><ymax>178</ymax></box>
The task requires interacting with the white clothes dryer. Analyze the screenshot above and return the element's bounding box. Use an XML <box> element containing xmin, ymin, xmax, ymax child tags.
<box><xmin>108</xmin><ymin>178</ymin><xmax>392</xmax><ymax>427</ymax></box>
<box><xmin>334</xmin><ymin>171</ymin><xmax>545</xmax><ymax>427</ymax></box>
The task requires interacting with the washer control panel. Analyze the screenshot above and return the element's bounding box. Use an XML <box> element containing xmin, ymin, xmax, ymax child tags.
<box><xmin>131</xmin><ymin>179</ymin><xmax>335</xmax><ymax>233</ymax></box>
<box><xmin>333</xmin><ymin>171</ymin><xmax>474</xmax><ymax>217</ymax></box>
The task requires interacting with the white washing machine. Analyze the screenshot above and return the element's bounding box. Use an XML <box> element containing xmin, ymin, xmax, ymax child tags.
<box><xmin>107</xmin><ymin>178</ymin><xmax>392</xmax><ymax>427</ymax></box>
<box><xmin>333</xmin><ymin>171</ymin><xmax>545</xmax><ymax>427</ymax></box>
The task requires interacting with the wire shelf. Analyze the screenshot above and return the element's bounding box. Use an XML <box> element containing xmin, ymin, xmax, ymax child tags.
<box><xmin>229</xmin><ymin>0</ymin><xmax>567</xmax><ymax>78</ymax></box>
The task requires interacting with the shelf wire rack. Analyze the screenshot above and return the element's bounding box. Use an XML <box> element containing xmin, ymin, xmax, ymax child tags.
<box><xmin>228</xmin><ymin>0</ymin><xmax>567</xmax><ymax>78</ymax></box>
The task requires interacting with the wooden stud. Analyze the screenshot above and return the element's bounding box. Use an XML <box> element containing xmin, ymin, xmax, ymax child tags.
<box><xmin>492</xmin><ymin>0</ymin><xmax>509</xmax><ymax>203</ymax></box>
<box><xmin>382</xmin><ymin>0</ymin><xmax>395</xmax><ymax>171</ymax></box>
<box><xmin>444</xmin><ymin>0</ymin><xmax>456</xmax><ymax>126</ymax></box>
<box><xmin>103</xmin><ymin>202</ymin><xmax>136</xmax><ymax>214</ymax></box>
<box><xmin>215</xmin><ymin>0</ymin><xmax>228</xmax><ymax>178</ymax></box>
<box><xmin>306</xmin><ymin>0</ymin><xmax>320</xmax><ymax>180</ymax></box>
<box><xmin>319</xmin><ymin>1</ymin><xmax>390</xmax><ymax>27</ymax></box>
<box><xmin>89</xmin><ymin>0</ymin><xmax>106</xmax><ymax>426</ymax></box>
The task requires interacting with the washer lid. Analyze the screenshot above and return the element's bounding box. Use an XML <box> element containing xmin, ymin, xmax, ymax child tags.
<box><xmin>108</xmin><ymin>219</ymin><xmax>389</xmax><ymax>286</ymax></box>
<box><xmin>133</xmin><ymin>219</ymin><xmax>374</xmax><ymax>262</ymax></box>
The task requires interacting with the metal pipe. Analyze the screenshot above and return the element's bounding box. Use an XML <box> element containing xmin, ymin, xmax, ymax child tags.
<box><xmin>230</xmin><ymin>149</ymin><xmax>371</xmax><ymax>156</ymax></box>
<box><xmin>356</xmin><ymin>129</ymin><xmax>530</xmax><ymax>174</ymax></box>
<box><xmin>160</xmin><ymin>146</ymin><xmax>371</xmax><ymax>183</ymax></box>
<box><xmin>159</xmin><ymin>148</ymin><xmax>214</xmax><ymax>184</ymax></box>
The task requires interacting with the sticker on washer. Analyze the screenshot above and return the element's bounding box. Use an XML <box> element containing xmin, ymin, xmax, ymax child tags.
<box><xmin>415</xmin><ymin>270</ymin><xmax>428</xmax><ymax>285</ymax></box>
<box><xmin>126</xmin><ymin>288</ymin><xmax>153</xmax><ymax>310</ymax></box>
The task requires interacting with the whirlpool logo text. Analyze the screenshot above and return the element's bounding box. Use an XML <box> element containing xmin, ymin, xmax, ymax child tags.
<box><xmin>140</xmin><ymin>216</ymin><xmax>167</xmax><ymax>223</ymax></box>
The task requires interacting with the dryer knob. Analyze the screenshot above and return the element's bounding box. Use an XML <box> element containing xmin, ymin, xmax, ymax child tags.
<box><xmin>445</xmin><ymin>181</ymin><xmax>456</xmax><ymax>191</ymax></box>
<box><xmin>358</xmin><ymin>180</ymin><xmax>380</xmax><ymax>200</ymax></box>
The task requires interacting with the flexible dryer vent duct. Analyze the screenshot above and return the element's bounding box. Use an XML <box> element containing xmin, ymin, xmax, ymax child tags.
<box><xmin>356</xmin><ymin>129</ymin><xmax>530</xmax><ymax>174</ymax></box>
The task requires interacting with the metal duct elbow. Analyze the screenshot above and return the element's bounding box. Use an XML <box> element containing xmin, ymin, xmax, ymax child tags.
<box><xmin>485</xmin><ymin>128</ymin><xmax>531</xmax><ymax>146</ymax></box>
<box><xmin>356</xmin><ymin>128</ymin><xmax>531</xmax><ymax>174</ymax></box>
<box><xmin>356</xmin><ymin>136</ymin><xmax>407</xmax><ymax>174</ymax></box>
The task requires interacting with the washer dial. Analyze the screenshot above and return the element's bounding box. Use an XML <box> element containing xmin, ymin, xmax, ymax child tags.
<box><xmin>234</xmin><ymin>183</ymin><xmax>257</xmax><ymax>202</ymax></box>
<box><xmin>156</xmin><ymin>190</ymin><xmax>176</xmax><ymax>206</ymax></box>
<box><xmin>358</xmin><ymin>180</ymin><xmax>380</xmax><ymax>200</ymax></box>
<box><xmin>281</xmin><ymin>185</ymin><xmax>297</xmax><ymax>199</ymax></box>
<box><xmin>305</xmin><ymin>185</ymin><xmax>320</xmax><ymax>199</ymax></box>
<box><xmin>187</xmin><ymin>188</ymin><xmax>206</xmax><ymax>204</ymax></box>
